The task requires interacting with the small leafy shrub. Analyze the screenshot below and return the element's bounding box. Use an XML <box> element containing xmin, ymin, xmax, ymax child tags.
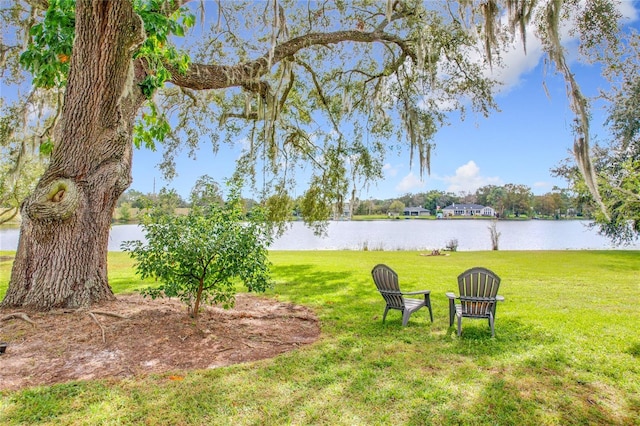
<box><xmin>360</xmin><ymin>241</ymin><xmax>385</xmax><ymax>251</ymax></box>
<box><xmin>445</xmin><ymin>238</ymin><xmax>459</xmax><ymax>252</ymax></box>
<box><xmin>122</xmin><ymin>180</ymin><xmax>273</xmax><ymax>318</ymax></box>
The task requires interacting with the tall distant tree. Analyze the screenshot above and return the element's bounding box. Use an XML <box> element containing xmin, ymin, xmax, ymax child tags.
<box><xmin>422</xmin><ymin>190</ymin><xmax>442</xmax><ymax>213</ymax></box>
<box><xmin>389</xmin><ymin>200</ymin><xmax>405</xmax><ymax>215</ymax></box>
<box><xmin>436</xmin><ymin>191</ymin><xmax>460</xmax><ymax>211</ymax></box>
<box><xmin>398</xmin><ymin>192</ymin><xmax>426</xmax><ymax>208</ymax></box>
<box><xmin>457</xmin><ymin>191</ymin><xmax>477</xmax><ymax>204</ymax></box>
<box><xmin>476</xmin><ymin>184</ymin><xmax>506</xmax><ymax>216</ymax></box>
<box><xmin>0</xmin><ymin>0</ymin><xmax>627</xmax><ymax>310</ymax></box>
<box><xmin>117</xmin><ymin>189</ymin><xmax>145</xmax><ymax>207</ymax></box>
<box><xmin>154</xmin><ymin>187</ymin><xmax>185</xmax><ymax>215</ymax></box>
<box><xmin>532</xmin><ymin>192</ymin><xmax>562</xmax><ymax>217</ymax></box>
<box><xmin>502</xmin><ymin>183</ymin><xmax>532</xmax><ymax>217</ymax></box>
<box><xmin>189</xmin><ymin>175</ymin><xmax>223</xmax><ymax>208</ymax></box>
<box><xmin>475</xmin><ymin>185</ymin><xmax>499</xmax><ymax>207</ymax></box>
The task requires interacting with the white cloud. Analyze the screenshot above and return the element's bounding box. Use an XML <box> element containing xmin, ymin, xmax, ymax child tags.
<box><xmin>484</xmin><ymin>0</ymin><xmax>639</xmax><ymax>94</ymax></box>
<box><xmin>443</xmin><ymin>161</ymin><xmax>501</xmax><ymax>194</ymax></box>
<box><xmin>238</xmin><ymin>137</ymin><xmax>251</xmax><ymax>152</ymax></box>
<box><xmin>489</xmin><ymin>34</ymin><xmax>544</xmax><ymax>94</ymax></box>
<box><xmin>395</xmin><ymin>172</ymin><xmax>425</xmax><ymax>193</ymax></box>
<box><xmin>419</xmin><ymin>1</ymin><xmax>640</xmax><ymax>109</ymax></box>
<box><xmin>619</xmin><ymin>1</ymin><xmax>639</xmax><ymax>21</ymax></box>
<box><xmin>382</xmin><ymin>163</ymin><xmax>399</xmax><ymax>177</ymax></box>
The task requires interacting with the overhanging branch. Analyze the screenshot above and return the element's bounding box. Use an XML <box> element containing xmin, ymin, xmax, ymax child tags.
<box><xmin>167</xmin><ymin>29</ymin><xmax>416</xmax><ymax>91</ymax></box>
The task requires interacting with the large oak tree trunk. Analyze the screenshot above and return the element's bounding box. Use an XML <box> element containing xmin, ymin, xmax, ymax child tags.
<box><xmin>2</xmin><ymin>0</ymin><xmax>145</xmax><ymax>310</ymax></box>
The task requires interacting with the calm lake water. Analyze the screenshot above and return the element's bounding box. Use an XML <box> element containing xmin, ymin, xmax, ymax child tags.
<box><xmin>1</xmin><ymin>220</ymin><xmax>638</xmax><ymax>251</ymax></box>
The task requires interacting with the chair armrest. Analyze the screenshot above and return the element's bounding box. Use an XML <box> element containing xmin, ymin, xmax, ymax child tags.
<box><xmin>403</xmin><ymin>290</ymin><xmax>430</xmax><ymax>296</ymax></box>
<box><xmin>445</xmin><ymin>292</ymin><xmax>457</xmax><ymax>300</ymax></box>
<box><xmin>496</xmin><ymin>295</ymin><xmax>505</xmax><ymax>302</ymax></box>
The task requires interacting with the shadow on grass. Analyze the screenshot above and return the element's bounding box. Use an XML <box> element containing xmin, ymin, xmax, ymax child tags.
<box><xmin>593</xmin><ymin>251</ymin><xmax>640</xmax><ymax>273</ymax></box>
<box><xmin>272</xmin><ymin>263</ymin><xmax>557</xmax><ymax>357</ymax></box>
<box><xmin>271</xmin><ymin>264</ymin><xmax>356</xmax><ymax>291</ymax></box>
<box><xmin>627</xmin><ymin>342</ymin><xmax>640</xmax><ymax>358</ymax></box>
<box><xmin>511</xmin><ymin>351</ymin><xmax>640</xmax><ymax>425</ymax></box>
<box><xmin>409</xmin><ymin>356</ymin><xmax>638</xmax><ymax>426</ymax></box>
<box><xmin>410</xmin><ymin>375</ymin><xmax>542</xmax><ymax>426</ymax></box>
<box><xmin>270</xmin><ymin>263</ymin><xmax>368</xmax><ymax>308</ymax></box>
<box><xmin>438</xmin><ymin>317</ymin><xmax>557</xmax><ymax>359</ymax></box>
<box><xmin>271</xmin><ymin>263</ymin><xmax>445</xmax><ymax>335</ymax></box>
<box><xmin>108</xmin><ymin>278</ymin><xmax>152</xmax><ymax>294</ymax></box>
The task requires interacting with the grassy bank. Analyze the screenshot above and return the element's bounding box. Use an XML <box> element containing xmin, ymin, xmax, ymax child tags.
<box><xmin>1</xmin><ymin>250</ymin><xmax>639</xmax><ymax>425</ymax></box>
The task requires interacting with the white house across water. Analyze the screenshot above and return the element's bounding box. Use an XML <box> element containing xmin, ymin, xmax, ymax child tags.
<box><xmin>441</xmin><ymin>203</ymin><xmax>495</xmax><ymax>217</ymax></box>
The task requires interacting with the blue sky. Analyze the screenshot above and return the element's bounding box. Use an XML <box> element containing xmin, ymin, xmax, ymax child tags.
<box><xmin>130</xmin><ymin>58</ymin><xmax>606</xmax><ymax>199</ymax></box>
<box><xmin>130</xmin><ymin>1</ymin><xmax>639</xmax><ymax>201</ymax></box>
<box><xmin>132</xmin><ymin>61</ymin><xmax>593</xmax><ymax>199</ymax></box>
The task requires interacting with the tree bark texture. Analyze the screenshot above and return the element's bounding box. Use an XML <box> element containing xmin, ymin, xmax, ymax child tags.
<box><xmin>2</xmin><ymin>0</ymin><xmax>145</xmax><ymax>309</ymax></box>
<box><xmin>1</xmin><ymin>0</ymin><xmax>420</xmax><ymax>311</ymax></box>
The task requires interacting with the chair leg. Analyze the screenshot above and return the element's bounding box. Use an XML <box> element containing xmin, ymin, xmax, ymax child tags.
<box><xmin>425</xmin><ymin>294</ymin><xmax>433</xmax><ymax>322</ymax></box>
<box><xmin>382</xmin><ymin>306</ymin><xmax>389</xmax><ymax>323</ymax></box>
<box><xmin>457</xmin><ymin>314</ymin><xmax>462</xmax><ymax>336</ymax></box>
<box><xmin>489</xmin><ymin>313</ymin><xmax>495</xmax><ymax>337</ymax></box>
<box><xmin>402</xmin><ymin>310</ymin><xmax>411</xmax><ymax>326</ymax></box>
<box><xmin>448</xmin><ymin>299</ymin><xmax>455</xmax><ymax>326</ymax></box>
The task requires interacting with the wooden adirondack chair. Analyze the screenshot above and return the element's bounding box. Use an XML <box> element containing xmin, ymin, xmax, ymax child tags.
<box><xmin>446</xmin><ymin>267</ymin><xmax>504</xmax><ymax>337</ymax></box>
<box><xmin>371</xmin><ymin>264</ymin><xmax>433</xmax><ymax>326</ymax></box>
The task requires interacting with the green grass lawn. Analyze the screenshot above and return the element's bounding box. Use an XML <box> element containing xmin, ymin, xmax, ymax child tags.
<box><xmin>1</xmin><ymin>250</ymin><xmax>639</xmax><ymax>425</ymax></box>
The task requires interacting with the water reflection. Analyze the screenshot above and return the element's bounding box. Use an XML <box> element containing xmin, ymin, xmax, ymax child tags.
<box><xmin>264</xmin><ymin>220</ymin><xmax>631</xmax><ymax>251</ymax></box>
<box><xmin>1</xmin><ymin>220</ymin><xmax>633</xmax><ymax>252</ymax></box>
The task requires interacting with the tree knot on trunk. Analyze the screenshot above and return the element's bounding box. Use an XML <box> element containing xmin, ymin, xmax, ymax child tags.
<box><xmin>26</xmin><ymin>178</ymin><xmax>80</xmax><ymax>222</ymax></box>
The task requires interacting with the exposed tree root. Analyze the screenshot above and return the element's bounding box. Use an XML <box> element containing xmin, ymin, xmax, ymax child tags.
<box><xmin>89</xmin><ymin>310</ymin><xmax>129</xmax><ymax>319</ymax></box>
<box><xmin>87</xmin><ymin>312</ymin><xmax>106</xmax><ymax>343</ymax></box>
<box><xmin>1</xmin><ymin>312</ymin><xmax>36</xmax><ymax>326</ymax></box>
<box><xmin>85</xmin><ymin>311</ymin><xmax>129</xmax><ymax>343</ymax></box>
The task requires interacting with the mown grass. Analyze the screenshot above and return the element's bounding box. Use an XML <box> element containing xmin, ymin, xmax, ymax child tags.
<box><xmin>1</xmin><ymin>250</ymin><xmax>639</xmax><ymax>425</ymax></box>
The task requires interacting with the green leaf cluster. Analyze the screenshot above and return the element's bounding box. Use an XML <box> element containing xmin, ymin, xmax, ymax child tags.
<box><xmin>39</xmin><ymin>139</ymin><xmax>54</xmax><ymax>155</ymax></box>
<box><xmin>19</xmin><ymin>0</ymin><xmax>75</xmax><ymax>89</ymax></box>
<box><xmin>122</xmin><ymin>179</ymin><xmax>274</xmax><ymax>318</ymax></box>
<box><xmin>133</xmin><ymin>102</ymin><xmax>170</xmax><ymax>150</ymax></box>
<box><xmin>18</xmin><ymin>0</ymin><xmax>194</xmax><ymax>98</ymax></box>
<box><xmin>131</xmin><ymin>1</ymin><xmax>195</xmax><ymax>150</ymax></box>
<box><xmin>133</xmin><ymin>0</ymin><xmax>194</xmax><ymax>99</ymax></box>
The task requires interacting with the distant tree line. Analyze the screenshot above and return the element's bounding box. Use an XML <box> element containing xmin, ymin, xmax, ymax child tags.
<box><xmin>353</xmin><ymin>184</ymin><xmax>590</xmax><ymax>219</ymax></box>
<box><xmin>116</xmin><ymin>181</ymin><xmax>590</xmax><ymax>222</ymax></box>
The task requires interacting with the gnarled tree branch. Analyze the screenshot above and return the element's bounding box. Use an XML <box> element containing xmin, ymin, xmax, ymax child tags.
<box><xmin>168</xmin><ymin>29</ymin><xmax>416</xmax><ymax>91</ymax></box>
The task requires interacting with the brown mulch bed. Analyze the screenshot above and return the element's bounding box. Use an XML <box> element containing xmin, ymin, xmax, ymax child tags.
<box><xmin>0</xmin><ymin>294</ymin><xmax>320</xmax><ymax>391</ymax></box>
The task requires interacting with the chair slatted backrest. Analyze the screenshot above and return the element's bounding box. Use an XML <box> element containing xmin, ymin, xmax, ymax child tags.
<box><xmin>372</xmin><ymin>264</ymin><xmax>405</xmax><ymax>309</ymax></box>
<box><xmin>457</xmin><ymin>267</ymin><xmax>501</xmax><ymax>316</ymax></box>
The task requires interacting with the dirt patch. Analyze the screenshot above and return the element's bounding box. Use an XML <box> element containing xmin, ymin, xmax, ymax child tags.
<box><xmin>0</xmin><ymin>294</ymin><xmax>320</xmax><ymax>391</ymax></box>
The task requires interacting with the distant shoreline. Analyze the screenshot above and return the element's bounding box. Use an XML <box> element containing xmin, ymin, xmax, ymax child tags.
<box><xmin>0</xmin><ymin>215</ymin><xmax>589</xmax><ymax>230</ymax></box>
